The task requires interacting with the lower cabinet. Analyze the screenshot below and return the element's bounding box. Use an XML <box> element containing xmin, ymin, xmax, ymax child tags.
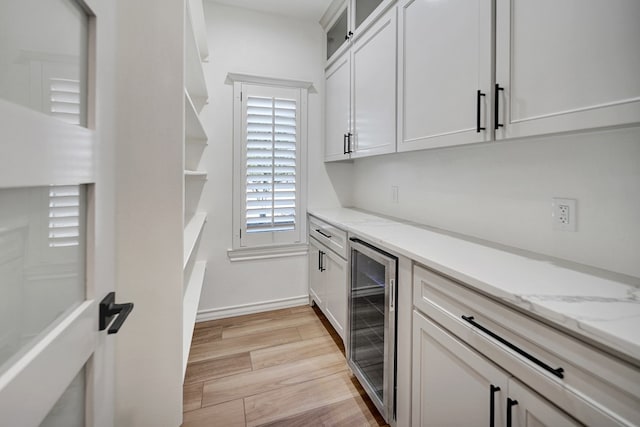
<box><xmin>309</xmin><ymin>237</ymin><xmax>347</xmax><ymax>340</ymax></box>
<box><xmin>412</xmin><ymin>310</ymin><xmax>580</xmax><ymax>427</ymax></box>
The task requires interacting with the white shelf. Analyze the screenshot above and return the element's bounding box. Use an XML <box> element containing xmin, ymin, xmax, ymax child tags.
<box><xmin>184</xmin><ymin>170</ymin><xmax>207</xmax><ymax>179</ymax></box>
<box><xmin>182</xmin><ymin>260</ymin><xmax>206</xmax><ymax>379</ymax></box>
<box><xmin>185</xmin><ymin>91</ymin><xmax>207</xmax><ymax>142</ymax></box>
<box><xmin>185</xmin><ymin>3</ymin><xmax>208</xmax><ymax>111</ymax></box>
<box><xmin>184</xmin><ymin>212</ymin><xmax>206</xmax><ymax>268</ymax></box>
<box><xmin>187</xmin><ymin>0</ymin><xmax>209</xmax><ymax>62</ymax></box>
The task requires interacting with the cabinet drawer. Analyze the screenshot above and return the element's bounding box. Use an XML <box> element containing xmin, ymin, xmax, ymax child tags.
<box><xmin>413</xmin><ymin>263</ymin><xmax>640</xmax><ymax>426</ymax></box>
<box><xmin>308</xmin><ymin>215</ymin><xmax>347</xmax><ymax>259</ymax></box>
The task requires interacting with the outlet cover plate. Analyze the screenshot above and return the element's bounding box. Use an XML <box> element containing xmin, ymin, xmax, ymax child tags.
<box><xmin>552</xmin><ymin>198</ymin><xmax>577</xmax><ymax>231</ymax></box>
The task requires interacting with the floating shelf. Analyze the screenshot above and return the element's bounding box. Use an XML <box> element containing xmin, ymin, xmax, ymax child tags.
<box><xmin>182</xmin><ymin>260</ymin><xmax>206</xmax><ymax>379</ymax></box>
<box><xmin>184</xmin><ymin>170</ymin><xmax>207</xmax><ymax>179</ymax></box>
<box><xmin>185</xmin><ymin>5</ymin><xmax>208</xmax><ymax>111</ymax></box>
<box><xmin>185</xmin><ymin>91</ymin><xmax>207</xmax><ymax>142</ymax></box>
<box><xmin>187</xmin><ymin>0</ymin><xmax>209</xmax><ymax>61</ymax></box>
<box><xmin>184</xmin><ymin>212</ymin><xmax>206</xmax><ymax>268</ymax></box>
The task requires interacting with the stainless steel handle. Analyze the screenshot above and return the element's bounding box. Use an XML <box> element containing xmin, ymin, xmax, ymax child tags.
<box><xmin>389</xmin><ymin>278</ymin><xmax>395</xmax><ymax>311</ymax></box>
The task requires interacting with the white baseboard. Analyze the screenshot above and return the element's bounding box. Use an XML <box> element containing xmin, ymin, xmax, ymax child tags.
<box><xmin>196</xmin><ymin>295</ymin><xmax>310</xmax><ymax>322</ymax></box>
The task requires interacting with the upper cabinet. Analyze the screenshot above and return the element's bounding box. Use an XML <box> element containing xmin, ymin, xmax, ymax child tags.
<box><xmin>494</xmin><ymin>0</ymin><xmax>640</xmax><ymax>140</ymax></box>
<box><xmin>398</xmin><ymin>0</ymin><xmax>493</xmax><ymax>152</ymax></box>
<box><xmin>398</xmin><ymin>0</ymin><xmax>640</xmax><ymax>152</ymax></box>
<box><xmin>323</xmin><ymin>0</ymin><xmax>395</xmax><ymax>65</ymax></box>
<box><xmin>324</xmin><ymin>6</ymin><xmax>397</xmax><ymax>162</ymax></box>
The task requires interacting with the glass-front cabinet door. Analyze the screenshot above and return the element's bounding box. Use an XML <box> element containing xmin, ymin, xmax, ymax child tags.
<box><xmin>354</xmin><ymin>0</ymin><xmax>384</xmax><ymax>29</ymax></box>
<box><xmin>326</xmin><ymin>6</ymin><xmax>348</xmax><ymax>60</ymax></box>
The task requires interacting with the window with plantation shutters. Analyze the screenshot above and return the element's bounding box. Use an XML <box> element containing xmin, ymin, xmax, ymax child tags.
<box><xmin>231</xmin><ymin>79</ymin><xmax>309</xmax><ymax>251</ymax></box>
<box><xmin>245</xmin><ymin>95</ymin><xmax>297</xmax><ymax>234</ymax></box>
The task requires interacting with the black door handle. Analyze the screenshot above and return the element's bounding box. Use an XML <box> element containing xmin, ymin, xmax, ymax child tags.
<box><xmin>477</xmin><ymin>90</ymin><xmax>486</xmax><ymax>133</ymax></box>
<box><xmin>320</xmin><ymin>251</ymin><xmax>326</xmax><ymax>272</ymax></box>
<box><xmin>99</xmin><ymin>292</ymin><xmax>134</xmax><ymax>334</ymax></box>
<box><xmin>495</xmin><ymin>84</ymin><xmax>504</xmax><ymax>130</ymax></box>
<box><xmin>507</xmin><ymin>398</ymin><xmax>518</xmax><ymax>427</ymax></box>
<box><xmin>490</xmin><ymin>385</ymin><xmax>500</xmax><ymax>427</ymax></box>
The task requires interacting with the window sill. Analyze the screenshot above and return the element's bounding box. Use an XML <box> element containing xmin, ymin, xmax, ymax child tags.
<box><xmin>227</xmin><ymin>243</ymin><xmax>308</xmax><ymax>262</ymax></box>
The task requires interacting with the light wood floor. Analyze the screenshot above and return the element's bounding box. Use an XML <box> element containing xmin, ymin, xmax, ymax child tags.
<box><xmin>182</xmin><ymin>304</ymin><xmax>389</xmax><ymax>427</ymax></box>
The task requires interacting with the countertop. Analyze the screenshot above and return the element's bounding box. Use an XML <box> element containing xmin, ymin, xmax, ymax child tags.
<box><xmin>308</xmin><ymin>208</ymin><xmax>640</xmax><ymax>364</ymax></box>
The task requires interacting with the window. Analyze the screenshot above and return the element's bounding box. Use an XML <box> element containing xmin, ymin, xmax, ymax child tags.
<box><xmin>230</xmin><ymin>75</ymin><xmax>310</xmax><ymax>254</ymax></box>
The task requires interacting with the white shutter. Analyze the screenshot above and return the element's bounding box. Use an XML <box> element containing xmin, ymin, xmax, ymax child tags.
<box><xmin>48</xmin><ymin>185</ymin><xmax>80</xmax><ymax>247</ymax></box>
<box><xmin>245</xmin><ymin>95</ymin><xmax>297</xmax><ymax>234</ymax></box>
<box><xmin>49</xmin><ymin>78</ymin><xmax>81</xmax><ymax>125</ymax></box>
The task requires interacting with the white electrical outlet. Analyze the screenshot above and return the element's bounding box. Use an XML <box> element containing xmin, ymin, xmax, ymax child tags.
<box><xmin>552</xmin><ymin>198</ymin><xmax>577</xmax><ymax>231</ymax></box>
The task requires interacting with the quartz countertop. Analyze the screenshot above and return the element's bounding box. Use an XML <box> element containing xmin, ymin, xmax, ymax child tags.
<box><xmin>308</xmin><ymin>208</ymin><xmax>640</xmax><ymax>364</ymax></box>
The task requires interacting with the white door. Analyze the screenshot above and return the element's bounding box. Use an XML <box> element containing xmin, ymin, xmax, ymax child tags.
<box><xmin>308</xmin><ymin>238</ymin><xmax>325</xmax><ymax>307</ymax></box>
<box><xmin>0</xmin><ymin>0</ymin><xmax>122</xmax><ymax>426</ymax></box>
<box><xmin>398</xmin><ymin>0</ymin><xmax>493</xmax><ymax>151</ymax></box>
<box><xmin>495</xmin><ymin>0</ymin><xmax>640</xmax><ymax>139</ymax></box>
<box><xmin>412</xmin><ymin>310</ymin><xmax>509</xmax><ymax>427</ymax></box>
<box><xmin>322</xmin><ymin>248</ymin><xmax>347</xmax><ymax>340</ymax></box>
<box><xmin>507</xmin><ymin>379</ymin><xmax>581</xmax><ymax>427</ymax></box>
<box><xmin>324</xmin><ymin>53</ymin><xmax>352</xmax><ymax>162</ymax></box>
<box><xmin>351</xmin><ymin>5</ymin><xmax>397</xmax><ymax>159</ymax></box>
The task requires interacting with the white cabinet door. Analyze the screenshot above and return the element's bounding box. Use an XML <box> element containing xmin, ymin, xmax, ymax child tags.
<box><xmin>412</xmin><ymin>310</ymin><xmax>509</xmax><ymax>427</ymax></box>
<box><xmin>308</xmin><ymin>239</ymin><xmax>325</xmax><ymax>307</ymax></box>
<box><xmin>351</xmin><ymin>6</ymin><xmax>397</xmax><ymax>158</ymax></box>
<box><xmin>325</xmin><ymin>54</ymin><xmax>352</xmax><ymax>162</ymax></box>
<box><xmin>495</xmin><ymin>0</ymin><xmax>640</xmax><ymax>140</ymax></box>
<box><xmin>322</xmin><ymin>248</ymin><xmax>347</xmax><ymax>340</ymax></box>
<box><xmin>398</xmin><ymin>0</ymin><xmax>493</xmax><ymax>152</ymax></box>
<box><xmin>507</xmin><ymin>379</ymin><xmax>582</xmax><ymax>427</ymax></box>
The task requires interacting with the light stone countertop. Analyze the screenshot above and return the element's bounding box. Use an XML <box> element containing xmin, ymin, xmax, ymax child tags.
<box><xmin>308</xmin><ymin>207</ymin><xmax>640</xmax><ymax>364</ymax></box>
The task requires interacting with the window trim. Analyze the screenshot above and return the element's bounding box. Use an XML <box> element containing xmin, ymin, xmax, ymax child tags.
<box><xmin>229</xmin><ymin>73</ymin><xmax>312</xmax><ymax>252</ymax></box>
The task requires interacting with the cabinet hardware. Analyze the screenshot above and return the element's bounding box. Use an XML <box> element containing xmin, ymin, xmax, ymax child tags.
<box><xmin>476</xmin><ymin>90</ymin><xmax>486</xmax><ymax>132</ymax></box>
<box><xmin>494</xmin><ymin>84</ymin><xmax>504</xmax><ymax>129</ymax></box>
<box><xmin>345</xmin><ymin>30</ymin><xmax>353</xmax><ymax>40</ymax></box>
<box><xmin>99</xmin><ymin>292</ymin><xmax>134</xmax><ymax>335</ymax></box>
<box><xmin>506</xmin><ymin>398</ymin><xmax>518</xmax><ymax>427</ymax></box>
<box><xmin>347</xmin><ymin>132</ymin><xmax>353</xmax><ymax>153</ymax></box>
<box><xmin>490</xmin><ymin>385</ymin><xmax>501</xmax><ymax>427</ymax></box>
<box><xmin>316</xmin><ymin>229</ymin><xmax>332</xmax><ymax>239</ymax></box>
<box><xmin>319</xmin><ymin>250</ymin><xmax>326</xmax><ymax>272</ymax></box>
<box><xmin>343</xmin><ymin>133</ymin><xmax>348</xmax><ymax>154</ymax></box>
<box><xmin>461</xmin><ymin>315</ymin><xmax>564</xmax><ymax>379</ymax></box>
<box><xmin>390</xmin><ymin>278</ymin><xmax>395</xmax><ymax>311</ymax></box>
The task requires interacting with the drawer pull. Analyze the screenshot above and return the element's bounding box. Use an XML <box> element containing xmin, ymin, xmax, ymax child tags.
<box><xmin>461</xmin><ymin>315</ymin><xmax>565</xmax><ymax>379</ymax></box>
<box><xmin>315</xmin><ymin>229</ymin><xmax>332</xmax><ymax>239</ymax></box>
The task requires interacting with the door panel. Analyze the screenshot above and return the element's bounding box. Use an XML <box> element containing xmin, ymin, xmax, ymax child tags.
<box><xmin>508</xmin><ymin>379</ymin><xmax>582</xmax><ymax>427</ymax></box>
<box><xmin>324</xmin><ymin>54</ymin><xmax>351</xmax><ymax>161</ymax></box>
<box><xmin>412</xmin><ymin>310</ymin><xmax>509</xmax><ymax>427</ymax></box>
<box><xmin>495</xmin><ymin>0</ymin><xmax>640</xmax><ymax>139</ymax></box>
<box><xmin>399</xmin><ymin>0</ymin><xmax>493</xmax><ymax>151</ymax></box>
<box><xmin>351</xmin><ymin>6</ymin><xmax>396</xmax><ymax>158</ymax></box>
<box><xmin>0</xmin><ymin>0</ymin><xmax>116</xmax><ymax>425</ymax></box>
<box><xmin>323</xmin><ymin>249</ymin><xmax>347</xmax><ymax>339</ymax></box>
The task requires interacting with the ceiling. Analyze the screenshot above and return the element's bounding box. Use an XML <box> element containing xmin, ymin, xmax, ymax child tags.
<box><xmin>209</xmin><ymin>0</ymin><xmax>333</xmax><ymax>22</ymax></box>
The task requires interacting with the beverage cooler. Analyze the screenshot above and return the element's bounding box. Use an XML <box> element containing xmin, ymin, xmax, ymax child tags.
<box><xmin>347</xmin><ymin>237</ymin><xmax>397</xmax><ymax>423</ymax></box>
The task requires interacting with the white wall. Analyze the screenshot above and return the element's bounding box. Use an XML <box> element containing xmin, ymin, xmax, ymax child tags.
<box><xmin>350</xmin><ymin>126</ymin><xmax>640</xmax><ymax>278</ymax></box>
<box><xmin>114</xmin><ymin>0</ymin><xmax>184</xmax><ymax>425</ymax></box>
<box><xmin>197</xmin><ymin>3</ymin><xmax>350</xmax><ymax>317</ymax></box>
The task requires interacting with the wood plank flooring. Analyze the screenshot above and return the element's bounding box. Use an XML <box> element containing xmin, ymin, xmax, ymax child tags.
<box><xmin>183</xmin><ymin>305</ymin><xmax>388</xmax><ymax>427</ymax></box>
